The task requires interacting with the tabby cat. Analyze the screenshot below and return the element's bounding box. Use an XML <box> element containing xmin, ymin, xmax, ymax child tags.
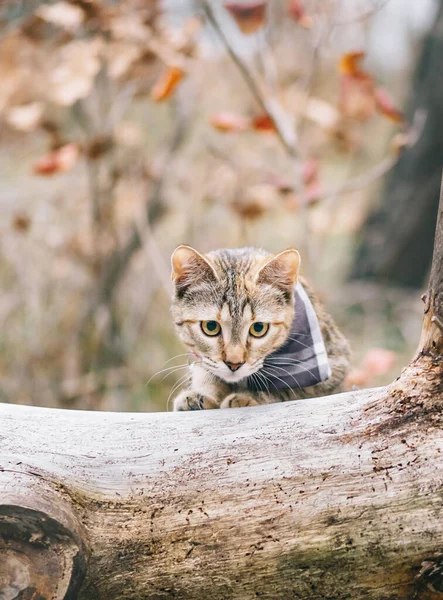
<box><xmin>170</xmin><ymin>245</ymin><xmax>350</xmax><ymax>410</ymax></box>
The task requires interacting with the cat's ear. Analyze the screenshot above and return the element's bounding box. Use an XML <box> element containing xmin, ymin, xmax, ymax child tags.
<box><xmin>256</xmin><ymin>249</ymin><xmax>300</xmax><ymax>292</ymax></box>
<box><xmin>171</xmin><ymin>245</ymin><xmax>218</xmax><ymax>292</ymax></box>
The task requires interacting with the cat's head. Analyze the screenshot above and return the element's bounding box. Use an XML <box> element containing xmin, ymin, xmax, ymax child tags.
<box><xmin>170</xmin><ymin>246</ymin><xmax>300</xmax><ymax>383</ymax></box>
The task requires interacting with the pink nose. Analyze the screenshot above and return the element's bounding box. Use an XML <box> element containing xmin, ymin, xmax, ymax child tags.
<box><xmin>224</xmin><ymin>361</ymin><xmax>244</xmax><ymax>372</ymax></box>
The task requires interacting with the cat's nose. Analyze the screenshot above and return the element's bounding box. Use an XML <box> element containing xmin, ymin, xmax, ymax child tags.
<box><xmin>224</xmin><ymin>361</ymin><xmax>245</xmax><ymax>372</ymax></box>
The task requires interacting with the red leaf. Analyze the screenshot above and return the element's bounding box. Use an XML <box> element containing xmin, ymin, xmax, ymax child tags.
<box><xmin>362</xmin><ymin>348</ymin><xmax>396</xmax><ymax>377</ymax></box>
<box><xmin>288</xmin><ymin>0</ymin><xmax>312</xmax><ymax>28</ymax></box>
<box><xmin>251</xmin><ymin>113</ymin><xmax>275</xmax><ymax>132</ymax></box>
<box><xmin>210</xmin><ymin>112</ymin><xmax>250</xmax><ymax>132</ymax></box>
<box><xmin>151</xmin><ymin>66</ymin><xmax>185</xmax><ymax>102</ymax></box>
<box><xmin>345</xmin><ymin>348</ymin><xmax>396</xmax><ymax>388</ymax></box>
<box><xmin>33</xmin><ymin>143</ymin><xmax>80</xmax><ymax>176</ymax></box>
<box><xmin>224</xmin><ymin>2</ymin><xmax>266</xmax><ymax>35</ymax></box>
<box><xmin>302</xmin><ymin>158</ymin><xmax>318</xmax><ymax>185</ymax></box>
<box><xmin>374</xmin><ymin>87</ymin><xmax>404</xmax><ymax>124</ymax></box>
<box><xmin>339</xmin><ymin>74</ymin><xmax>376</xmax><ymax>122</ymax></box>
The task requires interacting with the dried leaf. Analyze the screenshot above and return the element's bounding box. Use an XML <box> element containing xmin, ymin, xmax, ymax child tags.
<box><xmin>345</xmin><ymin>368</ymin><xmax>369</xmax><ymax>388</ymax></box>
<box><xmin>151</xmin><ymin>65</ymin><xmax>185</xmax><ymax>102</ymax></box>
<box><xmin>12</xmin><ymin>213</ymin><xmax>31</xmax><ymax>233</ymax></box>
<box><xmin>374</xmin><ymin>87</ymin><xmax>404</xmax><ymax>124</ymax></box>
<box><xmin>224</xmin><ymin>2</ymin><xmax>266</xmax><ymax>35</ymax></box>
<box><xmin>288</xmin><ymin>1</ymin><xmax>312</xmax><ymax>28</ymax></box>
<box><xmin>346</xmin><ymin>348</ymin><xmax>396</xmax><ymax>388</ymax></box>
<box><xmin>50</xmin><ymin>39</ymin><xmax>102</xmax><ymax>106</ymax></box>
<box><xmin>6</xmin><ymin>102</ymin><xmax>43</xmax><ymax>132</ymax></box>
<box><xmin>340</xmin><ymin>74</ymin><xmax>376</xmax><ymax>122</ymax></box>
<box><xmin>252</xmin><ymin>114</ymin><xmax>275</xmax><ymax>132</ymax></box>
<box><xmin>338</xmin><ymin>51</ymin><xmax>368</xmax><ymax>79</ymax></box>
<box><xmin>102</xmin><ymin>42</ymin><xmax>142</xmax><ymax>79</ymax></box>
<box><xmin>36</xmin><ymin>2</ymin><xmax>85</xmax><ymax>31</ymax></box>
<box><xmin>302</xmin><ymin>158</ymin><xmax>318</xmax><ymax>185</ymax></box>
<box><xmin>231</xmin><ymin>184</ymin><xmax>276</xmax><ymax>220</ymax></box>
<box><xmin>210</xmin><ymin>112</ymin><xmax>249</xmax><ymax>132</ymax></box>
<box><xmin>284</xmin><ymin>182</ymin><xmax>323</xmax><ymax>211</ymax></box>
<box><xmin>362</xmin><ymin>348</ymin><xmax>396</xmax><ymax>377</ymax></box>
<box><xmin>33</xmin><ymin>143</ymin><xmax>80</xmax><ymax>176</ymax></box>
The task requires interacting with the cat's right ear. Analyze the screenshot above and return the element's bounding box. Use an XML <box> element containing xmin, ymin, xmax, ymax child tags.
<box><xmin>171</xmin><ymin>245</ymin><xmax>218</xmax><ymax>293</ymax></box>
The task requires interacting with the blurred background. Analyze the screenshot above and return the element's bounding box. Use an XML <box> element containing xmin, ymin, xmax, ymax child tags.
<box><xmin>0</xmin><ymin>0</ymin><xmax>440</xmax><ymax>412</ymax></box>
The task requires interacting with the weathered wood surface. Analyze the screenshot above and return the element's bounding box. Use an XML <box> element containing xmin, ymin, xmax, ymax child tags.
<box><xmin>1</xmin><ymin>373</ymin><xmax>443</xmax><ymax>599</ymax></box>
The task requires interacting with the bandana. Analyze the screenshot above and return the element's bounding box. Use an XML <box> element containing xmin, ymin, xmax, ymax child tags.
<box><xmin>247</xmin><ymin>282</ymin><xmax>331</xmax><ymax>393</ymax></box>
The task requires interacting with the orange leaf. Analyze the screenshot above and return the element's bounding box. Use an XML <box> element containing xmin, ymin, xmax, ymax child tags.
<box><xmin>224</xmin><ymin>2</ymin><xmax>266</xmax><ymax>35</ymax></box>
<box><xmin>338</xmin><ymin>51</ymin><xmax>369</xmax><ymax>79</ymax></box>
<box><xmin>210</xmin><ymin>112</ymin><xmax>250</xmax><ymax>132</ymax></box>
<box><xmin>151</xmin><ymin>66</ymin><xmax>185</xmax><ymax>102</ymax></box>
<box><xmin>374</xmin><ymin>87</ymin><xmax>404</xmax><ymax>124</ymax></box>
<box><xmin>33</xmin><ymin>143</ymin><xmax>80</xmax><ymax>176</ymax></box>
<box><xmin>251</xmin><ymin>114</ymin><xmax>275</xmax><ymax>132</ymax></box>
<box><xmin>288</xmin><ymin>0</ymin><xmax>312</xmax><ymax>28</ymax></box>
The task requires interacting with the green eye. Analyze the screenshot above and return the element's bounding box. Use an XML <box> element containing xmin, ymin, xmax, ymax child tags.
<box><xmin>201</xmin><ymin>320</ymin><xmax>221</xmax><ymax>336</ymax></box>
<box><xmin>249</xmin><ymin>322</ymin><xmax>269</xmax><ymax>338</ymax></box>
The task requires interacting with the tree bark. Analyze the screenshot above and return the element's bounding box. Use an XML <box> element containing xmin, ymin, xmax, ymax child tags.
<box><xmin>350</xmin><ymin>1</ymin><xmax>443</xmax><ymax>289</ymax></box>
<box><xmin>1</xmin><ymin>190</ymin><xmax>443</xmax><ymax>599</ymax></box>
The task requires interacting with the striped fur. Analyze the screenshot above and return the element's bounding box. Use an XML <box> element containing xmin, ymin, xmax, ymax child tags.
<box><xmin>170</xmin><ymin>246</ymin><xmax>350</xmax><ymax>410</ymax></box>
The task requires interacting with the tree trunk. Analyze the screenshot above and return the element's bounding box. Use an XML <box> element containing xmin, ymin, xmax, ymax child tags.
<box><xmin>1</xmin><ymin>190</ymin><xmax>443</xmax><ymax>599</ymax></box>
<box><xmin>350</xmin><ymin>1</ymin><xmax>443</xmax><ymax>288</ymax></box>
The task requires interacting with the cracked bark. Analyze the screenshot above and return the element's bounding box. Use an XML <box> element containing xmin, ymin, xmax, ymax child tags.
<box><xmin>1</xmin><ymin>182</ymin><xmax>443</xmax><ymax>598</ymax></box>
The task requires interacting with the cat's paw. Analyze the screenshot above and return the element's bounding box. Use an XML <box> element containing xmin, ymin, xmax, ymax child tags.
<box><xmin>173</xmin><ymin>391</ymin><xmax>219</xmax><ymax>411</ymax></box>
<box><xmin>220</xmin><ymin>393</ymin><xmax>260</xmax><ymax>409</ymax></box>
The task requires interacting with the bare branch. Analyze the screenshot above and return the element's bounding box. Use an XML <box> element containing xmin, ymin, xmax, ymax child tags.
<box><xmin>95</xmin><ymin>102</ymin><xmax>190</xmax><ymax>307</ymax></box>
<box><xmin>332</xmin><ymin>0</ymin><xmax>391</xmax><ymax>26</ymax></box>
<box><xmin>202</xmin><ymin>2</ymin><xmax>299</xmax><ymax>162</ymax></box>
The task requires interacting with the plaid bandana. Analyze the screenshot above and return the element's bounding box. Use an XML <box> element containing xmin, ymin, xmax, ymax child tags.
<box><xmin>247</xmin><ymin>282</ymin><xmax>331</xmax><ymax>393</ymax></box>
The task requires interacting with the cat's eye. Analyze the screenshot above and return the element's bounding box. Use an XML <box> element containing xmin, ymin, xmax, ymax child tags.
<box><xmin>201</xmin><ymin>320</ymin><xmax>221</xmax><ymax>336</ymax></box>
<box><xmin>249</xmin><ymin>322</ymin><xmax>269</xmax><ymax>338</ymax></box>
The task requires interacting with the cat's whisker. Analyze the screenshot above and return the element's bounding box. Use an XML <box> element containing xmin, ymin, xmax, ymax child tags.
<box><xmin>253</xmin><ymin>371</ymin><xmax>270</xmax><ymax>395</ymax></box>
<box><xmin>256</xmin><ymin>370</ymin><xmax>281</xmax><ymax>395</ymax></box>
<box><xmin>260</xmin><ymin>368</ymin><xmax>298</xmax><ymax>397</ymax></box>
<box><xmin>145</xmin><ymin>353</ymin><xmax>192</xmax><ymax>387</ymax></box>
<box><xmin>160</xmin><ymin>365</ymin><xmax>190</xmax><ymax>382</ymax></box>
<box><xmin>146</xmin><ymin>363</ymin><xmax>189</xmax><ymax>385</ymax></box>
<box><xmin>265</xmin><ymin>363</ymin><xmax>303</xmax><ymax>385</ymax></box>
<box><xmin>286</xmin><ymin>332</ymin><xmax>312</xmax><ymax>337</ymax></box>
<box><xmin>284</xmin><ymin>337</ymin><xmax>312</xmax><ymax>349</ymax></box>
<box><xmin>266</xmin><ymin>360</ymin><xmax>317</xmax><ymax>379</ymax></box>
<box><xmin>167</xmin><ymin>372</ymin><xmax>193</xmax><ymax>411</ymax></box>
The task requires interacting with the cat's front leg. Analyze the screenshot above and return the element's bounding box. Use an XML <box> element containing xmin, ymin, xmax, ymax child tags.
<box><xmin>173</xmin><ymin>390</ymin><xmax>219</xmax><ymax>411</ymax></box>
<box><xmin>173</xmin><ymin>365</ymin><xmax>230</xmax><ymax>411</ymax></box>
<box><xmin>220</xmin><ymin>391</ymin><xmax>277</xmax><ymax>408</ymax></box>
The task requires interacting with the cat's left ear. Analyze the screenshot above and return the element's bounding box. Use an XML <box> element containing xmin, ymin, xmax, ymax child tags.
<box><xmin>171</xmin><ymin>245</ymin><xmax>218</xmax><ymax>292</ymax></box>
<box><xmin>256</xmin><ymin>249</ymin><xmax>300</xmax><ymax>292</ymax></box>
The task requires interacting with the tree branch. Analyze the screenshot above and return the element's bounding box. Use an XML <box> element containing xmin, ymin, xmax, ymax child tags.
<box><xmin>95</xmin><ymin>100</ymin><xmax>190</xmax><ymax>307</ymax></box>
<box><xmin>418</xmin><ymin>169</ymin><xmax>443</xmax><ymax>354</ymax></box>
<box><xmin>202</xmin><ymin>2</ymin><xmax>300</xmax><ymax>167</ymax></box>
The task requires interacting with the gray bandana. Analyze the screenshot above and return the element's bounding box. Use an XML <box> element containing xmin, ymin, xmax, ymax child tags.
<box><xmin>247</xmin><ymin>282</ymin><xmax>331</xmax><ymax>393</ymax></box>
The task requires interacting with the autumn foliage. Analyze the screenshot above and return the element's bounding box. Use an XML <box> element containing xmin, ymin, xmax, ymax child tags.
<box><xmin>0</xmin><ymin>0</ymin><xmax>411</xmax><ymax>409</ymax></box>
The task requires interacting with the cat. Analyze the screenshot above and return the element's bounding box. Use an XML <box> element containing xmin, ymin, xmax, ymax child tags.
<box><xmin>170</xmin><ymin>245</ymin><xmax>350</xmax><ymax>410</ymax></box>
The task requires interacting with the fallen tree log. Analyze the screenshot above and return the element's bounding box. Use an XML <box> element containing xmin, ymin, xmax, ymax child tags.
<box><xmin>1</xmin><ymin>185</ymin><xmax>443</xmax><ymax>600</ymax></box>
